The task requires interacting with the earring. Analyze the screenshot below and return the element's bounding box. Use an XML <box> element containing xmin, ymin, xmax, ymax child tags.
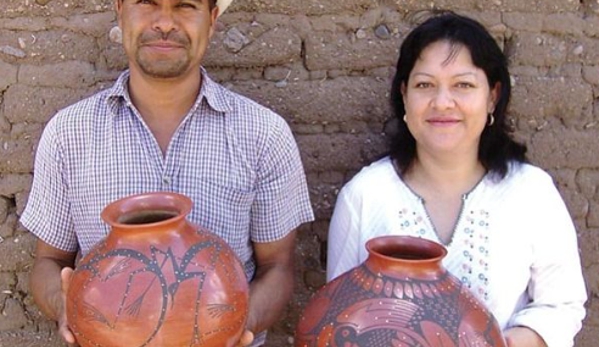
<box><xmin>487</xmin><ymin>113</ymin><xmax>495</xmax><ymax>127</ymax></box>
<box><xmin>403</xmin><ymin>115</ymin><xmax>407</xmax><ymax>123</ymax></box>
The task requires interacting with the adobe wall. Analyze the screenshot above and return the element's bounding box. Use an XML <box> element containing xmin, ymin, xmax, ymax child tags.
<box><xmin>0</xmin><ymin>0</ymin><xmax>597</xmax><ymax>346</ymax></box>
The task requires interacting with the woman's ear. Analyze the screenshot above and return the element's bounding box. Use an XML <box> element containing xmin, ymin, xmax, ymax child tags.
<box><xmin>489</xmin><ymin>82</ymin><xmax>500</xmax><ymax>112</ymax></box>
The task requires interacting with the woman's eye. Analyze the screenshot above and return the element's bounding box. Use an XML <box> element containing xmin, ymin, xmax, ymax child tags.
<box><xmin>456</xmin><ymin>82</ymin><xmax>475</xmax><ymax>88</ymax></box>
<box><xmin>415</xmin><ymin>82</ymin><xmax>432</xmax><ymax>89</ymax></box>
<box><xmin>137</xmin><ymin>0</ymin><xmax>154</xmax><ymax>4</ymax></box>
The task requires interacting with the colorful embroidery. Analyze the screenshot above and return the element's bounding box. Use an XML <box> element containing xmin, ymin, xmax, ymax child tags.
<box><xmin>397</xmin><ymin>205</ymin><xmax>491</xmax><ymax>303</ymax></box>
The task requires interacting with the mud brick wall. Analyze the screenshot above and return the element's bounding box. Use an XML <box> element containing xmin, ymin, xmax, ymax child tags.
<box><xmin>0</xmin><ymin>0</ymin><xmax>598</xmax><ymax>346</ymax></box>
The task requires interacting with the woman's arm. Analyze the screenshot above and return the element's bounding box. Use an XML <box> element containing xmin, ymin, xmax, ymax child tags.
<box><xmin>326</xmin><ymin>187</ymin><xmax>362</xmax><ymax>282</ymax></box>
<box><xmin>506</xmin><ymin>170</ymin><xmax>587</xmax><ymax>347</ymax></box>
<box><xmin>504</xmin><ymin>327</ymin><xmax>547</xmax><ymax>347</ymax></box>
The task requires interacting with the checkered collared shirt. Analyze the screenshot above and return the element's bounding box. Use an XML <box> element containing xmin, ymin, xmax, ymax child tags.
<box><xmin>21</xmin><ymin>68</ymin><xmax>314</xmax><ymax>283</ymax></box>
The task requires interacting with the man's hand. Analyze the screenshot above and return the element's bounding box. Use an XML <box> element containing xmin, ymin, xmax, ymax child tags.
<box><xmin>236</xmin><ymin>330</ymin><xmax>254</xmax><ymax>347</ymax></box>
<box><xmin>240</xmin><ymin>230</ymin><xmax>297</xmax><ymax>346</ymax></box>
<box><xmin>29</xmin><ymin>240</ymin><xmax>78</xmax><ymax>347</ymax></box>
<box><xmin>58</xmin><ymin>267</ymin><xmax>78</xmax><ymax>347</ymax></box>
<box><xmin>504</xmin><ymin>326</ymin><xmax>547</xmax><ymax>347</ymax></box>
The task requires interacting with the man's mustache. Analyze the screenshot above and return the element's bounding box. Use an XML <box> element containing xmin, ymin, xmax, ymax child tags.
<box><xmin>138</xmin><ymin>31</ymin><xmax>189</xmax><ymax>45</ymax></box>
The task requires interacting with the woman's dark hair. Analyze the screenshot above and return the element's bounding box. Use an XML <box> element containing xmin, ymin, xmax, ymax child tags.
<box><xmin>389</xmin><ymin>12</ymin><xmax>526</xmax><ymax>178</ymax></box>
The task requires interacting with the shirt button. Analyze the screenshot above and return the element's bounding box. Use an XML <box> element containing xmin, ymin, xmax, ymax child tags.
<box><xmin>162</xmin><ymin>176</ymin><xmax>171</xmax><ymax>185</ymax></box>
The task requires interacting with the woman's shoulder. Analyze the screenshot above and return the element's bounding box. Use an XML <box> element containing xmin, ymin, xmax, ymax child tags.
<box><xmin>504</xmin><ymin>162</ymin><xmax>555</xmax><ymax>187</ymax></box>
<box><xmin>341</xmin><ymin>157</ymin><xmax>398</xmax><ymax>194</ymax></box>
<box><xmin>490</xmin><ymin>162</ymin><xmax>559</xmax><ymax>200</ymax></box>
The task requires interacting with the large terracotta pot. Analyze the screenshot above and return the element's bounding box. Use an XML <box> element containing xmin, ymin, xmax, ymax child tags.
<box><xmin>66</xmin><ymin>192</ymin><xmax>249</xmax><ymax>347</ymax></box>
<box><xmin>296</xmin><ymin>236</ymin><xmax>506</xmax><ymax>347</ymax></box>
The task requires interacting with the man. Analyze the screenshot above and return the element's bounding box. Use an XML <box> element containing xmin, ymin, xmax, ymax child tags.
<box><xmin>20</xmin><ymin>0</ymin><xmax>314</xmax><ymax>346</ymax></box>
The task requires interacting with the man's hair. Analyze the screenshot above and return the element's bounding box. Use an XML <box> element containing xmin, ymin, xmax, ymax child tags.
<box><xmin>389</xmin><ymin>12</ymin><xmax>527</xmax><ymax>179</ymax></box>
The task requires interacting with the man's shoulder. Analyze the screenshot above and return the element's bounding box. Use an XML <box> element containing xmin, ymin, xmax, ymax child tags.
<box><xmin>53</xmin><ymin>88</ymin><xmax>112</xmax><ymax>122</ymax></box>
<box><xmin>205</xmin><ymin>75</ymin><xmax>283</xmax><ymax>123</ymax></box>
<box><xmin>43</xmin><ymin>87</ymin><xmax>115</xmax><ymax>142</ymax></box>
<box><xmin>52</xmin><ymin>71</ymin><xmax>128</xmax><ymax>124</ymax></box>
<box><xmin>223</xmin><ymin>88</ymin><xmax>279</xmax><ymax>118</ymax></box>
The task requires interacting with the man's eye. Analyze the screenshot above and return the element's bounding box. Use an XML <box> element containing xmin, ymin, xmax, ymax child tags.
<box><xmin>137</xmin><ymin>0</ymin><xmax>154</xmax><ymax>4</ymax></box>
<box><xmin>177</xmin><ymin>2</ymin><xmax>198</xmax><ymax>8</ymax></box>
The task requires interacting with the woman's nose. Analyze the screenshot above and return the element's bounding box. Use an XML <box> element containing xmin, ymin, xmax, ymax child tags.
<box><xmin>431</xmin><ymin>87</ymin><xmax>456</xmax><ymax>110</ymax></box>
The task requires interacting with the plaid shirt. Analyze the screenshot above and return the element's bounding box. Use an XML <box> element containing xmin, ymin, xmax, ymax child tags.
<box><xmin>21</xmin><ymin>68</ymin><xmax>314</xmax><ymax>284</ymax></box>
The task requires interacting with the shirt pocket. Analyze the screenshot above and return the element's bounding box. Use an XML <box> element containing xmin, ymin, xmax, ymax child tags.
<box><xmin>186</xmin><ymin>178</ymin><xmax>255</xmax><ymax>253</ymax></box>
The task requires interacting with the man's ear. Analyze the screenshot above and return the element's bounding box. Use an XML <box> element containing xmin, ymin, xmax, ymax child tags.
<box><xmin>207</xmin><ymin>5</ymin><xmax>220</xmax><ymax>40</ymax></box>
<box><xmin>115</xmin><ymin>0</ymin><xmax>123</xmax><ymax>28</ymax></box>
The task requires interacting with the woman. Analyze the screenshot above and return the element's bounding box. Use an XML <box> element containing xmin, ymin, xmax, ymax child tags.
<box><xmin>327</xmin><ymin>13</ymin><xmax>587</xmax><ymax>347</ymax></box>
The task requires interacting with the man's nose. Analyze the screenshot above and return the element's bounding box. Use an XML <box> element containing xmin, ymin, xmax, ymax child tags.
<box><xmin>152</xmin><ymin>7</ymin><xmax>178</xmax><ymax>34</ymax></box>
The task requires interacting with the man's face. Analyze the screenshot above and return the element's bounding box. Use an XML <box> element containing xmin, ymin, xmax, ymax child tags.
<box><xmin>115</xmin><ymin>0</ymin><xmax>219</xmax><ymax>79</ymax></box>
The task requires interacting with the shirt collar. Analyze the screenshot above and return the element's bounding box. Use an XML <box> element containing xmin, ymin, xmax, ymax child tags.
<box><xmin>106</xmin><ymin>67</ymin><xmax>231</xmax><ymax>116</ymax></box>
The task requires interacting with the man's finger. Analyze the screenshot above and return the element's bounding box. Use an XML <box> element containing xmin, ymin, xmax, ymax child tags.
<box><xmin>60</xmin><ymin>267</ymin><xmax>74</xmax><ymax>294</ymax></box>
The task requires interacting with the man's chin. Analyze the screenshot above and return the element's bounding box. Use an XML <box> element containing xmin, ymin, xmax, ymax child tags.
<box><xmin>138</xmin><ymin>63</ymin><xmax>191</xmax><ymax>79</ymax></box>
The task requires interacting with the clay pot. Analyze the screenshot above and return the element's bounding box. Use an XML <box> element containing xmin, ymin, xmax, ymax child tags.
<box><xmin>66</xmin><ymin>192</ymin><xmax>249</xmax><ymax>347</ymax></box>
<box><xmin>295</xmin><ymin>236</ymin><xmax>506</xmax><ymax>347</ymax></box>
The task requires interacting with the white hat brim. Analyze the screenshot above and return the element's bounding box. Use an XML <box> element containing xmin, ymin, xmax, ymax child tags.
<box><xmin>217</xmin><ymin>0</ymin><xmax>233</xmax><ymax>16</ymax></box>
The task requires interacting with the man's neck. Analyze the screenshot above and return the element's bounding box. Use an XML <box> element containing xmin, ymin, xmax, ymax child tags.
<box><xmin>125</xmin><ymin>67</ymin><xmax>203</xmax><ymax>155</ymax></box>
<box><xmin>127</xmin><ymin>67</ymin><xmax>203</xmax><ymax>124</ymax></box>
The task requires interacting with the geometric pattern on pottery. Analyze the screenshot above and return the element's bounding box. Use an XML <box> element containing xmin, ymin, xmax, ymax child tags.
<box><xmin>296</xmin><ymin>264</ymin><xmax>503</xmax><ymax>347</ymax></box>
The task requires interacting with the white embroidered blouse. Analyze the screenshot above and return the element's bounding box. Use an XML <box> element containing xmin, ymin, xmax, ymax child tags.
<box><xmin>327</xmin><ymin>156</ymin><xmax>587</xmax><ymax>347</ymax></box>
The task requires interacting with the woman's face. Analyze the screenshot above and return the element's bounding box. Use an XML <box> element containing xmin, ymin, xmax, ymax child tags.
<box><xmin>402</xmin><ymin>40</ymin><xmax>498</xmax><ymax>159</ymax></box>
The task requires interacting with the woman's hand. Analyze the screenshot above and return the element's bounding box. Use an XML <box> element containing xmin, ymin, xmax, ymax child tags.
<box><xmin>504</xmin><ymin>327</ymin><xmax>547</xmax><ymax>347</ymax></box>
<box><xmin>58</xmin><ymin>267</ymin><xmax>79</xmax><ymax>347</ymax></box>
<box><xmin>236</xmin><ymin>330</ymin><xmax>254</xmax><ymax>346</ymax></box>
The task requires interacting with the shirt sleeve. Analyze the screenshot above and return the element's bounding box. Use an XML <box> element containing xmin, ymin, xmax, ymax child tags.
<box><xmin>507</xmin><ymin>172</ymin><xmax>587</xmax><ymax>347</ymax></box>
<box><xmin>250</xmin><ymin>116</ymin><xmax>314</xmax><ymax>243</ymax></box>
<box><xmin>326</xmin><ymin>183</ymin><xmax>363</xmax><ymax>282</ymax></box>
<box><xmin>20</xmin><ymin>116</ymin><xmax>78</xmax><ymax>252</ymax></box>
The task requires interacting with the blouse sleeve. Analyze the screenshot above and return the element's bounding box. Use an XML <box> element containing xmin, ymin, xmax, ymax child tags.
<box><xmin>507</xmin><ymin>172</ymin><xmax>587</xmax><ymax>347</ymax></box>
<box><xmin>326</xmin><ymin>184</ymin><xmax>363</xmax><ymax>282</ymax></box>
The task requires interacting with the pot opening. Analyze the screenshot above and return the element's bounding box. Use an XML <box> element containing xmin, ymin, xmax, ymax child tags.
<box><xmin>376</xmin><ymin>244</ymin><xmax>442</xmax><ymax>261</ymax></box>
<box><xmin>117</xmin><ymin>210</ymin><xmax>179</xmax><ymax>225</ymax></box>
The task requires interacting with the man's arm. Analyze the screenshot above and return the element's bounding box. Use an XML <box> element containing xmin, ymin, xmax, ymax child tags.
<box><xmin>245</xmin><ymin>229</ymin><xmax>297</xmax><ymax>336</ymax></box>
<box><xmin>30</xmin><ymin>239</ymin><xmax>78</xmax><ymax>346</ymax></box>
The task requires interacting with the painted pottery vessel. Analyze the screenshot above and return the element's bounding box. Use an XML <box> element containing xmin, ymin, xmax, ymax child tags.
<box><xmin>66</xmin><ymin>192</ymin><xmax>249</xmax><ymax>347</ymax></box>
<box><xmin>295</xmin><ymin>236</ymin><xmax>506</xmax><ymax>347</ymax></box>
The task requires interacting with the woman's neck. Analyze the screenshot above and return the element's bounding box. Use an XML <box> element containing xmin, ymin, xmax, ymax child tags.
<box><xmin>404</xmin><ymin>150</ymin><xmax>486</xmax><ymax>197</ymax></box>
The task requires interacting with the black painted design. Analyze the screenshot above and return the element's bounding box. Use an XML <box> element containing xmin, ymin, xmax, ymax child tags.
<box><xmin>74</xmin><ymin>236</ymin><xmax>236</xmax><ymax>347</ymax></box>
<box><xmin>206</xmin><ymin>303</ymin><xmax>236</xmax><ymax>319</ymax></box>
<box><xmin>299</xmin><ymin>265</ymin><xmax>500</xmax><ymax>346</ymax></box>
<box><xmin>80</xmin><ymin>301</ymin><xmax>112</xmax><ymax>328</ymax></box>
<box><xmin>103</xmin><ymin>258</ymin><xmax>132</xmax><ymax>282</ymax></box>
